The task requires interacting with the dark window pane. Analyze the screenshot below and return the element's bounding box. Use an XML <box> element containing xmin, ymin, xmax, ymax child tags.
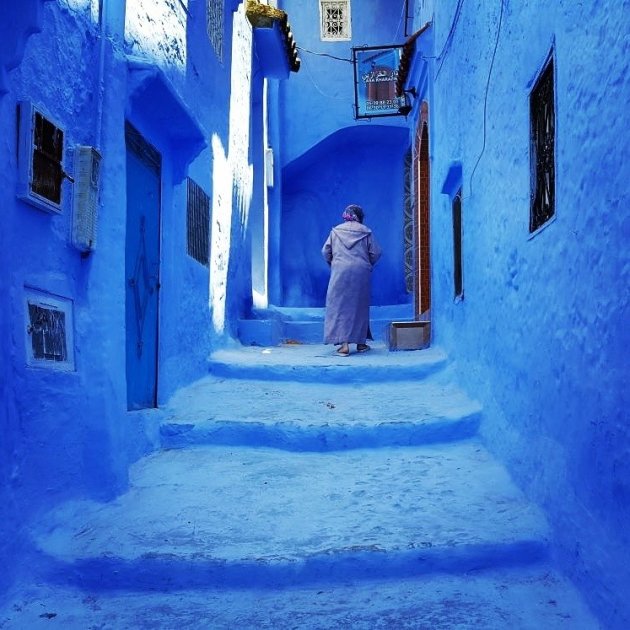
<box><xmin>530</xmin><ymin>56</ymin><xmax>555</xmax><ymax>232</ymax></box>
<box><xmin>28</xmin><ymin>303</ymin><xmax>67</xmax><ymax>362</ymax></box>
<box><xmin>31</xmin><ymin>111</ymin><xmax>63</xmax><ymax>204</ymax></box>
<box><xmin>187</xmin><ymin>178</ymin><xmax>210</xmax><ymax>267</ymax></box>
<box><xmin>453</xmin><ymin>190</ymin><xmax>463</xmax><ymax>298</ymax></box>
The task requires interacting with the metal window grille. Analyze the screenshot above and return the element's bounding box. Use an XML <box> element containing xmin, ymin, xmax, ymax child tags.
<box><xmin>32</xmin><ymin>110</ymin><xmax>64</xmax><ymax>205</ymax></box>
<box><xmin>187</xmin><ymin>178</ymin><xmax>210</xmax><ymax>267</ymax></box>
<box><xmin>27</xmin><ymin>302</ymin><xmax>68</xmax><ymax>362</ymax></box>
<box><xmin>320</xmin><ymin>1</ymin><xmax>350</xmax><ymax>40</ymax></box>
<box><xmin>530</xmin><ymin>55</ymin><xmax>555</xmax><ymax>232</ymax></box>
<box><xmin>452</xmin><ymin>189</ymin><xmax>463</xmax><ymax>299</ymax></box>
<box><xmin>125</xmin><ymin>121</ymin><xmax>161</xmax><ymax>173</ymax></box>
<box><xmin>207</xmin><ymin>0</ymin><xmax>224</xmax><ymax>61</ymax></box>
<box><xmin>416</xmin><ymin>120</ymin><xmax>431</xmax><ymax>316</ymax></box>
<box><xmin>403</xmin><ymin>149</ymin><xmax>414</xmax><ymax>293</ymax></box>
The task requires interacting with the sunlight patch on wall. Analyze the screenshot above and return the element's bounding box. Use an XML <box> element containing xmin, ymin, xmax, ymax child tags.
<box><xmin>229</xmin><ymin>3</ymin><xmax>254</xmax><ymax>230</ymax></box>
<box><xmin>210</xmin><ymin>134</ymin><xmax>232</xmax><ymax>334</ymax></box>
<box><xmin>125</xmin><ymin>0</ymin><xmax>188</xmax><ymax>72</ymax></box>
<box><xmin>59</xmin><ymin>0</ymin><xmax>99</xmax><ymax>21</ymax></box>
<box><xmin>253</xmin><ymin>79</ymin><xmax>271</xmax><ymax>310</ymax></box>
<box><xmin>209</xmin><ymin>4</ymin><xmax>255</xmax><ymax>334</ymax></box>
<box><xmin>210</xmin><ymin>133</ymin><xmax>232</xmax><ymax>333</ymax></box>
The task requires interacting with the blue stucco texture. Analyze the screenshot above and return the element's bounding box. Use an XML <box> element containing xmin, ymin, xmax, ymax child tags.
<box><xmin>423</xmin><ymin>1</ymin><xmax>630</xmax><ymax>626</ymax></box>
<box><xmin>1</xmin><ymin>0</ymin><xmax>626</xmax><ymax>626</ymax></box>
<box><xmin>279</xmin><ymin>0</ymin><xmax>409</xmax><ymax>166</ymax></box>
<box><xmin>0</xmin><ymin>569</ymin><xmax>598</xmax><ymax>629</ymax></box>
<box><xmin>0</xmin><ymin>0</ymin><xmax>233</xmax><ymax>594</ymax></box>
<box><xmin>281</xmin><ymin>126</ymin><xmax>410</xmax><ymax>307</ymax></box>
<box><xmin>0</xmin><ymin>344</ymin><xmax>599</xmax><ymax>628</ymax></box>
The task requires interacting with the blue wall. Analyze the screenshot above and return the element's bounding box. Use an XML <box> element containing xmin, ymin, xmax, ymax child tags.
<box><xmin>281</xmin><ymin>125</ymin><xmax>410</xmax><ymax>306</ymax></box>
<box><xmin>0</xmin><ymin>0</ymin><xmax>255</xmax><ymax>594</ymax></box>
<box><xmin>280</xmin><ymin>0</ymin><xmax>409</xmax><ymax>165</ymax></box>
<box><xmin>3</xmin><ymin>3</ymin><xmax>627</xmax><ymax>626</ymax></box>
<box><xmin>276</xmin><ymin>0</ymin><xmax>413</xmax><ymax>308</ymax></box>
<box><xmin>1</xmin><ymin>3</ymin><xmax>126</xmax><ymax>590</ymax></box>
<box><xmin>408</xmin><ymin>1</ymin><xmax>630</xmax><ymax>626</ymax></box>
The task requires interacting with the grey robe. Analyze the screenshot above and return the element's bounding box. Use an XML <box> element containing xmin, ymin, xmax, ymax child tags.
<box><xmin>322</xmin><ymin>222</ymin><xmax>382</xmax><ymax>345</ymax></box>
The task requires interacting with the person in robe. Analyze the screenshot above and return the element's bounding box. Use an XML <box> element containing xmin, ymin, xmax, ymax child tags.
<box><xmin>322</xmin><ymin>204</ymin><xmax>382</xmax><ymax>356</ymax></box>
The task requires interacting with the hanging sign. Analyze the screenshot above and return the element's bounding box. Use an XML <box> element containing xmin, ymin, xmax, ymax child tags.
<box><xmin>352</xmin><ymin>45</ymin><xmax>405</xmax><ymax>118</ymax></box>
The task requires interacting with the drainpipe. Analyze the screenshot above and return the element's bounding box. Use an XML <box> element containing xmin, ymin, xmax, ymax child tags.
<box><xmin>96</xmin><ymin>0</ymin><xmax>126</xmax><ymax>149</ymax></box>
<box><xmin>95</xmin><ymin>0</ymin><xmax>107</xmax><ymax>149</ymax></box>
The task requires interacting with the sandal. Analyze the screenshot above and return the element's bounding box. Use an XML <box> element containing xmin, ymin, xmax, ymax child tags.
<box><xmin>336</xmin><ymin>344</ymin><xmax>350</xmax><ymax>356</ymax></box>
<box><xmin>357</xmin><ymin>344</ymin><xmax>370</xmax><ymax>353</ymax></box>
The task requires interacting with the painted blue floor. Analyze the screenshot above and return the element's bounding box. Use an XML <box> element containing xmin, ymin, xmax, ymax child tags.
<box><xmin>0</xmin><ymin>344</ymin><xmax>601</xmax><ymax>628</ymax></box>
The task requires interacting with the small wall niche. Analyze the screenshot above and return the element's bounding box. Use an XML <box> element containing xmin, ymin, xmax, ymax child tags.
<box><xmin>24</xmin><ymin>287</ymin><xmax>75</xmax><ymax>371</ymax></box>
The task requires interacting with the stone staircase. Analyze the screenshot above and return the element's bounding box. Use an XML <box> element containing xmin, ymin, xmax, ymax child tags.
<box><xmin>0</xmin><ymin>344</ymin><xmax>600</xmax><ymax>629</ymax></box>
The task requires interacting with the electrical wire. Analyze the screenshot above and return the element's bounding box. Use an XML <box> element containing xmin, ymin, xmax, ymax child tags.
<box><xmin>393</xmin><ymin>0</ymin><xmax>408</xmax><ymax>42</ymax></box>
<box><xmin>468</xmin><ymin>0</ymin><xmax>505</xmax><ymax>198</ymax></box>
<box><xmin>299</xmin><ymin>53</ymin><xmax>349</xmax><ymax>101</ymax></box>
<box><xmin>296</xmin><ymin>46</ymin><xmax>353</xmax><ymax>64</ymax></box>
<box><xmin>434</xmin><ymin>0</ymin><xmax>465</xmax><ymax>80</ymax></box>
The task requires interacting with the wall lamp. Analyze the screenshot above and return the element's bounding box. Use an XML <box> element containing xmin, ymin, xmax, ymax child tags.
<box><xmin>398</xmin><ymin>87</ymin><xmax>417</xmax><ymax>116</ymax></box>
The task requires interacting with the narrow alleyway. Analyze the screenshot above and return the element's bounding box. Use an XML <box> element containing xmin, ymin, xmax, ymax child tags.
<box><xmin>1</xmin><ymin>345</ymin><xmax>599</xmax><ymax>629</ymax></box>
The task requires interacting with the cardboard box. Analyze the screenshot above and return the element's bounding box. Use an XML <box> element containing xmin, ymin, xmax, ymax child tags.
<box><xmin>389</xmin><ymin>321</ymin><xmax>431</xmax><ymax>351</ymax></box>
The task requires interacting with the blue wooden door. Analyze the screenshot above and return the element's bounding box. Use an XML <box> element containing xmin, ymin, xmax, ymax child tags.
<box><xmin>125</xmin><ymin>123</ymin><xmax>161</xmax><ymax>410</ymax></box>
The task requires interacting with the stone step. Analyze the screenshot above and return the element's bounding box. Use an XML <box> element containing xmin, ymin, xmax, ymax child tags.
<box><xmin>160</xmin><ymin>375</ymin><xmax>482</xmax><ymax>450</ymax></box>
<box><xmin>208</xmin><ymin>342</ymin><xmax>448</xmax><ymax>383</ymax></box>
<box><xmin>1</xmin><ymin>567</ymin><xmax>600</xmax><ymax>629</ymax></box>
<box><xmin>32</xmin><ymin>442</ymin><xmax>550</xmax><ymax>591</ymax></box>
<box><xmin>281</xmin><ymin>317</ymin><xmax>401</xmax><ymax>344</ymax></box>
<box><xmin>238</xmin><ymin>304</ymin><xmax>416</xmax><ymax>346</ymax></box>
<box><xmin>267</xmin><ymin>304</ymin><xmax>416</xmax><ymax>323</ymax></box>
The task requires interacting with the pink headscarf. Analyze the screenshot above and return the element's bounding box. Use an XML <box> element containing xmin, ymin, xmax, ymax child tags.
<box><xmin>342</xmin><ymin>204</ymin><xmax>364</xmax><ymax>223</ymax></box>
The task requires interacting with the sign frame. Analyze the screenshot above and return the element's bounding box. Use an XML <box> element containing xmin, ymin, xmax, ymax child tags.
<box><xmin>352</xmin><ymin>44</ymin><xmax>405</xmax><ymax>119</ymax></box>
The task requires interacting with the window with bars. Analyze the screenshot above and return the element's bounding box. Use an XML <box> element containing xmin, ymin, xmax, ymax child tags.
<box><xmin>32</xmin><ymin>111</ymin><xmax>64</xmax><ymax>205</ymax></box>
<box><xmin>403</xmin><ymin>149</ymin><xmax>414</xmax><ymax>293</ymax></box>
<box><xmin>530</xmin><ymin>54</ymin><xmax>555</xmax><ymax>233</ymax></box>
<box><xmin>28</xmin><ymin>304</ymin><xmax>67</xmax><ymax>361</ymax></box>
<box><xmin>416</xmin><ymin>119</ymin><xmax>431</xmax><ymax>316</ymax></box>
<box><xmin>452</xmin><ymin>189</ymin><xmax>463</xmax><ymax>300</ymax></box>
<box><xmin>17</xmin><ymin>102</ymin><xmax>65</xmax><ymax>213</ymax></box>
<box><xmin>187</xmin><ymin>178</ymin><xmax>210</xmax><ymax>267</ymax></box>
<box><xmin>320</xmin><ymin>1</ymin><xmax>351</xmax><ymax>41</ymax></box>
<box><xmin>207</xmin><ymin>0</ymin><xmax>224</xmax><ymax>61</ymax></box>
<box><xmin>24</xmin><ymin>289</ymin><xmax>75</xmax><ymax>370</ymax></box>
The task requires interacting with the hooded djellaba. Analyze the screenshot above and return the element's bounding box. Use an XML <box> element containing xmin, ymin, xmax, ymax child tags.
<box><xmin>321</xmin><ymin>204</ymin><xmax>382</xmax><ymax>355</ymax></box>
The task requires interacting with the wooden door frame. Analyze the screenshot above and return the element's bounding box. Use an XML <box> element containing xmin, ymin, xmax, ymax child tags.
<box><xmin>414</xmin><ymin>102</ymin><xmax>431</xmax><ymax>320</ymax></box>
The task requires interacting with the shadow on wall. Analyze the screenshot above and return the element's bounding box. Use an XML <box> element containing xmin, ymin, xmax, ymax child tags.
<box><xmin>281</xmin><ymin>125</ymin><xmax>411</xmax><ymax>307</ymax></box>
